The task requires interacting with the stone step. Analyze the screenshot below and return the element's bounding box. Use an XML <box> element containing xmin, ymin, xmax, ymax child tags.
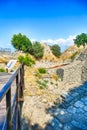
<box><xmin>60</xmin><ymin>84</ymin><xmax>87</xmax><ymax>108</ymax></box>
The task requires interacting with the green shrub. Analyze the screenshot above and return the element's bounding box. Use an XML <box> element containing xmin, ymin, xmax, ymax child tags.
<box><xmin>18</xmin><ymin>55</ymin><xmax>35</xmax><ymax>66</ymax></box>
<box><xmin>0</xmin><ymin>68</ymin><xmax>5</xmax><ymax>72</ymax></box>
<box><xmin>50</xmin><ymin>44</ymin><xmax>61</xmax><ymax>57</ymax></box>
<box><xmin>38</xmin><ymin>68</ymin><xmax>47</xmax><ymax>74</ymax></box>
<box><xmin>70</xmin><ymin>52</ymin><xmax>79</xmax><ymax>61</ymax></box>
<box><xmin>37</xmin><ymin>80</ymin><xmax>47</xmax><ymax>89</ymax></box>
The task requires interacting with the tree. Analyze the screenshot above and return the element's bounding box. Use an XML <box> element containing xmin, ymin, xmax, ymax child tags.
<box><xmin>74</xmin><ymin>33</ymin><xmax>87</xmax><ymax>48</ymax></box>
<box><xmin>11</xmin><ymin>33</ymin><xmax>32</xmax><ymax>53</ymax></box>
<box><xmin>32</xmin><ymin>41</ymin><xmax>44</xmax><ymax>59</ymax></box>
<box><xmin>51</xmin><ymin>44</ymin><xmax>61</xmax><ymax>57</ymax></box>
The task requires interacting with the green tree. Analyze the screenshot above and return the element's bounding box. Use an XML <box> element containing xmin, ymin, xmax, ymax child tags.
<box><xmin>51</xmin><ymin>44</ymin><xmax>61</xmax><ymax>57</ymax></box>
<box><xmin>74</xmin><ymin>33</ymin><xmax>87</xmax><ymax>48</ymax></box>
<box><xmin>11</xmin><ymin>33</ymin><xmax>32</xmax><ymax>53</ymax></box>
<box><xmin>18</xmin><ymin>55</ymin><xmax>35</xmax><ymax>66</ymax></box>
<box><xmin>32</xmin><ymin>41</ymin><xmax>44</xmax><ymax>59</ymax></box>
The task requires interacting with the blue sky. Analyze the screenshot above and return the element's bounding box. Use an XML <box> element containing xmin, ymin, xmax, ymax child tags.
<box><xmin>0</xmin><ymin>0</ymin><xmax>87</xmax><ymax>51</ymax></box>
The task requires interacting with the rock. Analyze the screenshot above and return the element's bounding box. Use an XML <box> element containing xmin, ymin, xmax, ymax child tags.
<box><xmin>56</xmin><ymin>68</ymin><xmax>64</xmax><ymax>81</ymax></box>
<box><xmin>42</xmin><ymin>99</ymin><xmax>48</xmax><ymax>103</ymax></box>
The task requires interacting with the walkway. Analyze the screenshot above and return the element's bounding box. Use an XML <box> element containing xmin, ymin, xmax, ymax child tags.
<box><xmin>0</xmin><ymin>73</ymin><xmax>16</xmax><ymax>129</ymax></box>
<box><xmin>45</xmin><ymin>82</ymin><xmax>87</xmax><ymax>130</ymax></box>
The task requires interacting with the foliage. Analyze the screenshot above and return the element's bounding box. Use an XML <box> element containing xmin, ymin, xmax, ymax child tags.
<box><xmin>38</xmin><ymin>68</ymin><xmax>47</xmax><ymax>74</ymax></box>
<box><xmin>74</xmin><ymin>33</ymin><xmax>87</xmax><ymax>47</ymax></box>
<box><xmin>18</xmin><ymin>55</ymin><xmax>35</xmax><ymax>66</ymax></box>
<box><xmin>37</xmin><ymin>80</ymin><xmax>48</xmax><ymax>89</ymax></box>
<box><xmin>11</xmin><ymin>33</ymin><xmax>32</xmax><ymax>53</ymax></box>
<box><xmin>50</xmin><ymin>44</ymin><xmax>61</xmax><ymax>57</ymax></box>
<box><xmin>0</xmin><ymin>68</ymin><xmax>5</xmax><ymax>72</ymax></box>
<box><xmin>70</xmin><ymin>52</ymin><xmax>79</xmax><ymax>61</ymax></box>
<box><xmin>32</xmin><ymin>41</ymin><xmax>44</xmax><ymax>59</ymax></box>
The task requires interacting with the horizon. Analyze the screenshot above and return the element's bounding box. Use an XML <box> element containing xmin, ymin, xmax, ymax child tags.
<box><xmin>0</xmin><ymin>0</ymin><xmax>87</xmax><ymax>52</ymax></box>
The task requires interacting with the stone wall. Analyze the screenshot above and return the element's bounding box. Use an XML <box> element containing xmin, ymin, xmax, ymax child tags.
<box><xmin>56</xmin><ymin>48</ymin><xmax>87</xmax><ymax>85</ymax></box>
<box><xmin>81</xmin><ymin>59</ymin><xmax>87</xmax><ymax>82</ymax></box>
<box><xmin>56</xmin><ymin>61</ymin><xmax>85</xmax><ymax>85</ymax></box>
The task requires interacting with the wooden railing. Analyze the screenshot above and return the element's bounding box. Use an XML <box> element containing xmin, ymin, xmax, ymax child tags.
<box><xmin>0</xmin><ymin>63</ymin><xmax>24</xmax><ymax>130</ymax></box>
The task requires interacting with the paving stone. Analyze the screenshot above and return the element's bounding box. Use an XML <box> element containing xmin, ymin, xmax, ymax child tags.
<box><xmin>84</xmin><ymin>112</ymin><xmax>87</xmax><ymax>118</ymax></box>
<box><xmin>82</xmin><ymin>97</ymin><xmax>87</xmax><ymax>101</ymax></box>
<box><xmin>71</xmin><ymin>92</ymin><xmax>79</xmax><ymax>97</ymax></box>
<box><xmin>84</xmin><ymin>92</ymin><xmax>87</xmax><ymax>96</ymax></box>
<box><xmin>83</xmin><ymin>106</ymin><xmax>87</xmax><ymax>112</ymax></box>
<box><xmin>73</xmin><ymin>113</ymin><xmax>87</xmax><ymax>125</ymax></box>
<box><xmin>49</xmin><ymin>117</ymin><xmax>63</xmax><ymax>130</ymax></box>
<box><xmin>74</xmin><ymin>101</ymin><xmax>84</xmax><ymax>108</ymax></box>
<box><xmin>84</xmin><ymin>101</ymin><xmax>87</xmax><ymax>105</ymax></box>
<box><xmin>84</xmin><ymin>97</ymin><xmax>87</xmax><ymax>100</ymax></box>
<box><xmin>65</xmin><ymin>96</ymin><xmax>73</xmax><ymax>102</ymax></box>
<box><xmin>71</xmin><ymin>120</ymin><xmax>87</xmax><ymax>130</ymax></box>
<box><xmin>79</xmin><ymin>87</ymin><xmax>85</xmax><ymax>92</ymax></box>
<box><xmin>81</xmin><ymin>98</ymin><xmax>87</xmax><ymax>105</ymax></box>
<box><xmin>75</xmin><ymin>88</ymin><xmax>83</xmax><ymax>94</ymax></box>
<box><xmin>63</xmin><ymin>123</ymin><xmax>81</xmax><ymax>130</ymax></box>
<box><xmin>63</xmin><ymin>124</ymin><xmax>72</xmax><ymax>130</ymax></box>
<box><xmin>49</xmin><ymin>108</ymin><xmax>65</xmax><ymax>117</ymax></box>
<box><xmin>76</xmin><ymin>108</ymin><xmax>85</xmax><ymax>114</ymax></box>
<box><xmin>81</xmin><ymin>86</ymin><xmax>87</xmax><ymax>91</ymax></box>
<box><xmin>55</xmin><ymin>111</ymin><xmax>72</xmax><ymax>124</ymax></box>
<box><xmin>67</xmin><ymin>106</ymin><xmax>77</xmax><ymax>114</ymax></box>
<box><xmin>69</xmin><ymin>89</ymin><xmax>76</xmax><ymax>93</ymax></box>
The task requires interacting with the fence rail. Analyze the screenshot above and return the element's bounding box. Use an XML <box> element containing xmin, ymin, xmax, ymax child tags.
<box><xmin>0</xmin><ymin>63</ymin><xmax>24</xmax><ymax>130</ymax></box>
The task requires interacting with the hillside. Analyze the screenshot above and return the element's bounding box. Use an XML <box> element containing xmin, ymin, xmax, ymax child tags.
<box><xmin>59</xmin><ymin>45</ymin><xmax>84</xmax><ymax>61</ymax></box>
<box><xmin>41</xmin><ymin>42</ymin><xmax>59</xmax><ymax>62</ymax></box>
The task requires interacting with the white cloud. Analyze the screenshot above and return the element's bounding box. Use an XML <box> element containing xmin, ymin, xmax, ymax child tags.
<box><xmin>30</xmin><ymin>39</ymin><xmax>36</xmax><ymax>42</ymax></box>
<box><xmin>41</xmin><ymin>35</ymin><xmax>76</xmax><ymax>51</ymax></box>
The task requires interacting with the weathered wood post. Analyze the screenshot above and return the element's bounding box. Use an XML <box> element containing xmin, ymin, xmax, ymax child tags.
<box><xmin>6</xmin><ymin>88</ymin><xmax>12</xmax><ymax>130</ymax></box>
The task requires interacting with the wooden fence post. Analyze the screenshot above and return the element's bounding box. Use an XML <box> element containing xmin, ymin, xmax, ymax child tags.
<box><xmin>6</xmin><ymin>88</ymin><xmax>12</xmax><ymax>130</ymax></box>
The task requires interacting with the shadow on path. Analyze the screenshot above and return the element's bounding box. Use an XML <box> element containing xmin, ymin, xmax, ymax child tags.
<box><xmin>22</xmin><ymin>82</ymin><xmax>87</xmax><ymax>130</ymax></box>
